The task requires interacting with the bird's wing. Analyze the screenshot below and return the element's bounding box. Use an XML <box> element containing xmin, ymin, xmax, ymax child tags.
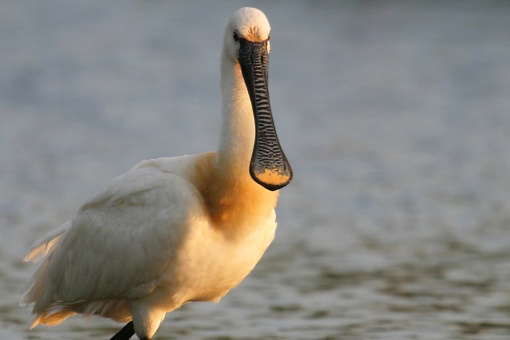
<box><xmin>31</xmin><ymin>155</ymin><xmax>209</xmax><ymax>306</ymax></box>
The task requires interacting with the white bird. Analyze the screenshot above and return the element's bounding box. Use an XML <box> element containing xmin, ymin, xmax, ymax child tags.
<box><xmin>21</xmin><ymin>7</ymin><xmax>292</xmax><ymax>340</ymax></box>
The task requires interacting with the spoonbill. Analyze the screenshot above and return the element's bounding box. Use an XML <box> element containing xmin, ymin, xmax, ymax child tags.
<box><xmin>22</xmin><ymin>7</ymin><xmax>292</xmax><ymax>340</ymax></box>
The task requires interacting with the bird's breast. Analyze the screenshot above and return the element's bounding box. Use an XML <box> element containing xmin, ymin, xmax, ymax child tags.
<box><xmin>159</xmin><ymin>209</ymin><xmax>277</xmax><ymax>305</ymax></box>
<box><xmin>149</xmin><ymin>152</ymin><xmax>279</xmax><ymax>306</ymax></box>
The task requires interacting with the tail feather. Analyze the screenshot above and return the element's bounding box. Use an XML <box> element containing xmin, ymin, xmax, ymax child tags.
<box><xmin>24</xmin><ymin>222</ymin><xmax>70</xmax><ymax>262</ymax></box>
<box><xmin>22</xmin><ymin>221</ymin><xmax>73</xmax><ymax>329</ymax></box>
<box><xmin>30</xmin><ymin>309</ymin><xmax>76</xmax><ymax>329</ymax></box>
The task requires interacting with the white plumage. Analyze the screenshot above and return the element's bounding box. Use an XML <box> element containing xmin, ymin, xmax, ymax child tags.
<box><xmin>22</xmin><ymin>7</ymin><xmax>291</xmax><ymax>340</ymax></box>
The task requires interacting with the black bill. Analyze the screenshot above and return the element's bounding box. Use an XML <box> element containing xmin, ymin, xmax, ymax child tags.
<box><xmin>238</xmin><ymin>38</ymin><xmax>292</xmax><ymax>191</ymax></box>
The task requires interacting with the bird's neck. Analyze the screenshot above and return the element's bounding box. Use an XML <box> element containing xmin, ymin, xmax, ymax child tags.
<box><xmin>217</xmin><ymin>50</ymin><xmax>255</xmax><ymax>174</ymax></box>
<box><xmin>199</xmin><ymin>50</ymin><xmax>277</xmax><ymax>230</ymax></box>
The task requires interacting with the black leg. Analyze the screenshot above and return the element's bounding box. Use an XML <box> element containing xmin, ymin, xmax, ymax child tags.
<box><xmin>110</xmin><ymin>321</ymin><xmax>135</xmax><ymax>340</ymax></box>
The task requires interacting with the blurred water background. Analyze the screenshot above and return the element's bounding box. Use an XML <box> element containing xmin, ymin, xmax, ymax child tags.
<box><xmin>2</xmin><ymin>1</ymin><xmax>510</xmax><ymax>339</ymax></box>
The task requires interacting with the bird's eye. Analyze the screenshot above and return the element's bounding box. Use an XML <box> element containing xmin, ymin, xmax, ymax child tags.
<box><xmin>233</xmin><ymin>31</ymin><xmax>239</xmax><ymax>42</ymax></box>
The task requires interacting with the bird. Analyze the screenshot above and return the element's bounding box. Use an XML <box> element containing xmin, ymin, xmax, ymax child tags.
<box><xmin>21</xmin><ymin>7</ymin><xmax>292</xmax><ymax>340</ymax></box>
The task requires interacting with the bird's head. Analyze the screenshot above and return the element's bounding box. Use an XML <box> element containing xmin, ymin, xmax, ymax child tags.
<box><xmin>223</xmin><ymin>7</ymin><xmax>292</xmax><ymax>191</ymax></box>
<box><xmin>223</xmin><ymin>7</ymin><xmax>271</xmax><ymax>61</ymax></box>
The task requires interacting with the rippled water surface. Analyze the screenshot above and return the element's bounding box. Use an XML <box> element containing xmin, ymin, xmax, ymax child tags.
<box><xmin>2</xmin><ymin>1</ymin><xmax>510</xmax><ymax>339</ymax></box>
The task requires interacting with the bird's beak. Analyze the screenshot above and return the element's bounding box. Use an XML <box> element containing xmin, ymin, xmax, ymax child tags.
<box><xmin>238</xmin><ymin>38</ymin><xmax>292</xmax><ymax>191</ymax></box>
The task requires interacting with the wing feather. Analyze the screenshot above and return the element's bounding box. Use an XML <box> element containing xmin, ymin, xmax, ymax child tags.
<box><xmin>23</xmin><ymin>155</ymin><xmax>208</xmax><ymax>319</ymax></box>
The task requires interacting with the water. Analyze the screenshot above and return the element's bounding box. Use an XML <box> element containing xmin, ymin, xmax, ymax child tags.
<box><xmin>2</xmin><ymin>1</ymin><xmax>510</xmax><ymax>339</ymax></box>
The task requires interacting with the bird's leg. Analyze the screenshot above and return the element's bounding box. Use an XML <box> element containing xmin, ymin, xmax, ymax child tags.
<box><xmin>110</xmin><ymin>321</ymin><xmax>135</xmax><ymax>340</ymax></box>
